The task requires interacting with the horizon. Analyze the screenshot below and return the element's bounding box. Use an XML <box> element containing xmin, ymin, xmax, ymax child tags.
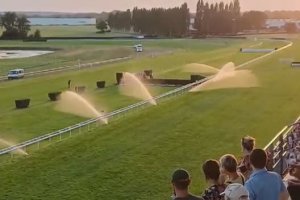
<box><xmin>2</xmin><ymin>9</ymin><xmax>300</xmax><ymax>14</ymax></box>
<box><xmin>0</xmin><ymin>0</ymin><xmax>300</xmax><ymax>13</ymax></box>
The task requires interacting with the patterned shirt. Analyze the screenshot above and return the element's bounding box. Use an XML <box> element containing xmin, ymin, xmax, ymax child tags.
<box><xmin>201</xmin><ymin>184</ymin><xmax>226</xmax><ymax>200</ymax></box>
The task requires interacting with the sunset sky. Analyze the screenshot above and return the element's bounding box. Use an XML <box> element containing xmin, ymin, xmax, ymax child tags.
<box><xmin>0</xmin><ymin>0</ymin><xmax>300</xmax><ymax>12</ymax></box>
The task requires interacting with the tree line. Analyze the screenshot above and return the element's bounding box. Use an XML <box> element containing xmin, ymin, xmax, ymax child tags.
<box><xmin>194</xmin><ymin>0</ymin><xmax>240</xmax><ymax>35</ymax></box>
<box><xmin>194</xmin><ymin>0</ymin><xmax>267</xmax><ymax>35</ymax></box>
<box><xmin>0</xmin><ymin>12</ymin><xmax>41</xmax><ymax>39</ymax></box>
<box><xmin>103</xmin><ymin>3</ymin><xmax>190</xmax><ymax>37</ymax></box>
<box><xmin>101</xmin><ymin>0</ymin><xmax>272</xmax><ymax>37</ymax></box>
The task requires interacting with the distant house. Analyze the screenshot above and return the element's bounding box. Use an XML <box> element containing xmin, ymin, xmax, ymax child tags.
<box><xmin>265</xmin><ymin>19</ymin><xmax>300</xmax><ymax>31</ymax></box>
<box><xmin>265</xmin><ymin>19</ymin><xmax>286</xmax><ymax>29</ymax></box>
<box><xmin>189</xmin><ymin>17</ymin><xmax>196</xmax><ymax>31</ymax></box>
<box><xmin>188</xmin><ymin>14</ymin><xmax>197</xmax><ymax>36</ymax></box>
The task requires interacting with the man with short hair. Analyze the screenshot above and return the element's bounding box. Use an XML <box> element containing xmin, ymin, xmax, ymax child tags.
<box><xmin>245</xmin><ymin>149</ymin><xmax>289</xmax><ymax>200</ymax></box>
<box><xmin>171</xmin><ymin>169</ymin><xmax>203</xmax><ymax>200</ymax></box>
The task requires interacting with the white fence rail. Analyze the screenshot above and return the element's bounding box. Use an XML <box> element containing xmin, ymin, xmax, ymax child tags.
<box><xmin>264</xmin><ymin>116</ymin><xmax>300</xmax><ymax>176</ymax></box>
<box><xmin>0</xmin><ymin>56</ymin><xmax>132</xmax><ymax>81</ymax></box>
<box><xmin>0</xmin><ymin>78</ymin><xmax>209</xmax><ymax>156</ymax></box>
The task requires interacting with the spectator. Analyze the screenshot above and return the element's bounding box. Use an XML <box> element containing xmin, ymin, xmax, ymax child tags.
<box><xmin>171</xmin><ymin>169</ymin><xmax>203</xmax><ymax>200</ymax></box>
<box><xmin>287</xmin><ymin>149</ymin><xmax>297</xmax><ymax>166</ymax></box>
<box><xmin>239</xmin><ymin>136</ymin><xmax>255</xmax><ymax>180</ymax></box>
<box><xmin>286</xmin><ymin>160</ymin><xmax>300</xmax><ymax>200</ymax></box>
<box><xmin>201</xmin><ymin>160</ymin><xmax>226</xmax><ymax>200</ymax></box>
<box><xmin>288</xmin><ymin>134</ymin><xmax>294</xmax><ymax>149</ymax></box>
<box><xmin>245</xmin><ymin>149</ymin><xmax>289</xmax><ymax>200</ymax></box>
<box><xmin>220</xmin><ymin>183</ymin><xmax>249</xmax><ymax>200</ymax></box>
<box><xmin>68</xmin><ymin>80</ymin><xmax>71</xmax><ymax>89</ymax></box>
<box><xmin>220</xmin><ymin>154</ymin><xmax>245</xmax><ymax>185</ymax></box>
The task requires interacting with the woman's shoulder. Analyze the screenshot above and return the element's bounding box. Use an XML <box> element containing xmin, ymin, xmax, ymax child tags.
<box><xmin>202</xmin><ymin>185</ymin><xmax>225</xmax><ymax>200</ymax></box>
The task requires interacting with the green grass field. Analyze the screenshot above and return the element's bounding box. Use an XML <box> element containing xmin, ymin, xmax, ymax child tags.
<box><xmin>0</xmin><ymin>36</ymin><xmax>298</xmax><ymax>199</ymax></box>
<box><xmin>1</xmin><ymin>25</ymin><xmax>136</xmax><ymax>38</ymax></box>
<box><xmin>0</xmin><ymin>38</ymin><xmax>274</xmax><ymax>143</ymax></box>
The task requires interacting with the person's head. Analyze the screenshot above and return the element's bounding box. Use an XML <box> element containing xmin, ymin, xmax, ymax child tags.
<box><xmin>220</xmin><ymin>154</ymin><xmax>238</xmax><ymax>174</ymax></box>
<box><xmin>221</xmin><ymin>183</ymin><xmax>249</xmax><ymax>200</ymax></box>
<box><xmin>171</xmin><ymin>169</ymin><xmax>191</xmax><ymax>191</ymax></box>
<box><xmin>202</xmin><ymin>159</ymin><xmax>220</xmax><ymax>182</ymax></box>
<box><xmin>241</xmin><ymin>136</ymin><xmax>255</xmax><ymax>153</ymax></box>
<box><xmin>289</xmin><ymin>160</ymin><xmax>300</xmax><ymax>179</ymax></box>
<box><xmin>250</xmin><ymin>149</ymin><xmax>267</xmax><ymax>169</ymax></box>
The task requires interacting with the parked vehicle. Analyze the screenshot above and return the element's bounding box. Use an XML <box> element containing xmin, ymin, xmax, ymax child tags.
<box><xmin>134</xmin><ymin>44</ymin><xmax>143</xmax><ymax>52</ymax></box>
<box><xmin>7</xmin><ymin>69</ymin><xmax>25</xmax><ymax>80</ymax></box>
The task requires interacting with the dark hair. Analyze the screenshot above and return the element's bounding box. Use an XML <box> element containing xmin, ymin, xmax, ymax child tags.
<box><xmin>250</xmin><ymin>149</ymin><xmax>267</xmax><ymax>169</ymax></box>
<box><xmin>173</xmin><ymin>179</ymin><xmax>190</xmax><ymax>190</ymax></box>
<box><xmin>172</xmin><ymin>169</ymin><xmax>190</xmax><ymax>190</ymax></box>
<box><xmin>220</xmin><ymin>154</ymin><xmax>238</xmax><ymax>173</ymax></box>
<box><xmin>242</xmin><ymin>136</ymin><xmax>256</xmax><ymax>152</ymax></box>
<box><xmin>202</xmin><ymin>159</ymin><xmax>220</xmax><ymax>181</ymax></box>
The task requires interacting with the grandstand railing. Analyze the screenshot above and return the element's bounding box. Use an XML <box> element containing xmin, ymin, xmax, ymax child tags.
<box><xmin>0</xmin><ymin>77</ymin><xmax>209</xmax><ymax>156</ymax></box>
<box><xmin>264</xmin><ymin>116</ymin><xmax>300</xmax><ymax>176</ymax></box>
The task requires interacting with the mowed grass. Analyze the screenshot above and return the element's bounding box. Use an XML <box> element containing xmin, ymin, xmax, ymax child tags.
<box><xmin>29</xmin><ymin>25</ymin><xmax>137</xmax><ymax>37</ymax></box>
<box><xmin>0</xmin><ymin>38</ymin><xmax>273</xmax><ymax>143</ymax></box>
<box><xmin>0</xmin><ymin>40</ymin><xmax>137</xmax><ymax>75</ymax></box>
<box><xmin>0</xmin><ymin>37</ymin><xmax>297</xmax><ymax>199</ymax></box>
<box><xmin>0</xmin><ymin>38</ymin><xmax>236</xmax><ymax>75</ymax></box>
<box><xmin>2</xmin><ymin>25</ymin><xmax>135</xmax><ymax>37</ymax></box>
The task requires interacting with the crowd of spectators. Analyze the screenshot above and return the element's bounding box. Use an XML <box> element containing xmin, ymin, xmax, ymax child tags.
<box><xmin>170</xmin><ymin>134</ymin><xmax>300</xmax><ymax>200</ymax></box>
<box><xmin>285</xmin><ymin>122</ymin><xmax>300</xmax><ymax>200</ymax></box>
<box><xmin>286</xmin><ymin>122</ymin><xmax>300</xmax><ymax>166</ymax></box>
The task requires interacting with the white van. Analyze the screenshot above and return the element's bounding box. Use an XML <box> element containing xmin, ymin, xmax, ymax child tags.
<box><xmin>134</xmin><ymin>44</ymin><xmax>143</xmax><ymax>52</ymax></box>
<box><xmin>7</xmin><ymin>69</ymin><xmax>25</xmax><ymax>80</ymax></box>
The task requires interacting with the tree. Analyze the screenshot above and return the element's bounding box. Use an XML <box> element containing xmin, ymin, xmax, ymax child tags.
<box><xmin>241</xmin><ymin>11</ymin><xmax>267</xmax><ymax>30</ymax></box>
<box><xmin>0</xmin><ymin>12</ymin><xmax>31</xmax><ymax>39</ymax></box>
<box><xmin>130</xmin><ymin>4</ymin><xmax>190</xmax><ymax>37</ymax></box>
<box><xmin>180</xmin><ymin>3</ymin><xmax>190</xmax><ymax>36</ymax></box>
<box><xmin>107</xmin><ymin>10</ymin><xmax>131</xmax><ymax>31</ymax></box>
<box><xmin>34</xmin><ymin>29</ymin><xmax>41</xmax><ymax>38</ymax></box>
<box><xmin>16</xmin><ymin>15</ymin><xmax>30</xmax><ymax>38</ymax></box>
<box><xmin>194</xmin><ymin>0</ymin><xmax>241</xmax><ymax>36</ymax></box>
<box><xmin>0</xmin><ymin>12</ymin><xmax>17</xmax><ymax>32</ymax></box>
<box><xmin>96</xmin><ymin>20</ymin><xmax>108</xmax><ymax>33</ymax></box>
<box><xmin>194</xmin><ymin>0</ymin><xmax>205</xmax><ymax>34</ymax></box>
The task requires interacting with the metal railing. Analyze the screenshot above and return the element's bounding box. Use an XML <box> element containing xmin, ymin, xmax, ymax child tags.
<box><xmin>264</xmin><ymin>116</ymin><xmax>300</xmax><ymax>176</ymax></box>
<box><xmin>0</xmin><ymin>77</ymin><xmax>209</xmax><ymax>156</ymax></box>
<box><xmin>0</xmin><ymin>56</ymin><xmax>132</xmax><ymax>81</ymax></box>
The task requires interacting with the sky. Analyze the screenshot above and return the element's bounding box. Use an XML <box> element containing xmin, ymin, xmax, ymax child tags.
<box><xmin>0</xmin><ymin>0</ymin><xmax>300</xmax><ymax>13</ymax></box>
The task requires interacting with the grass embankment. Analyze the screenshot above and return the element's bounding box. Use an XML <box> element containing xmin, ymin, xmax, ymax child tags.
<box><xmin>0</xmin><ymin>38</ymin><xmax>296</xmax><ymax>199</ymax></box>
